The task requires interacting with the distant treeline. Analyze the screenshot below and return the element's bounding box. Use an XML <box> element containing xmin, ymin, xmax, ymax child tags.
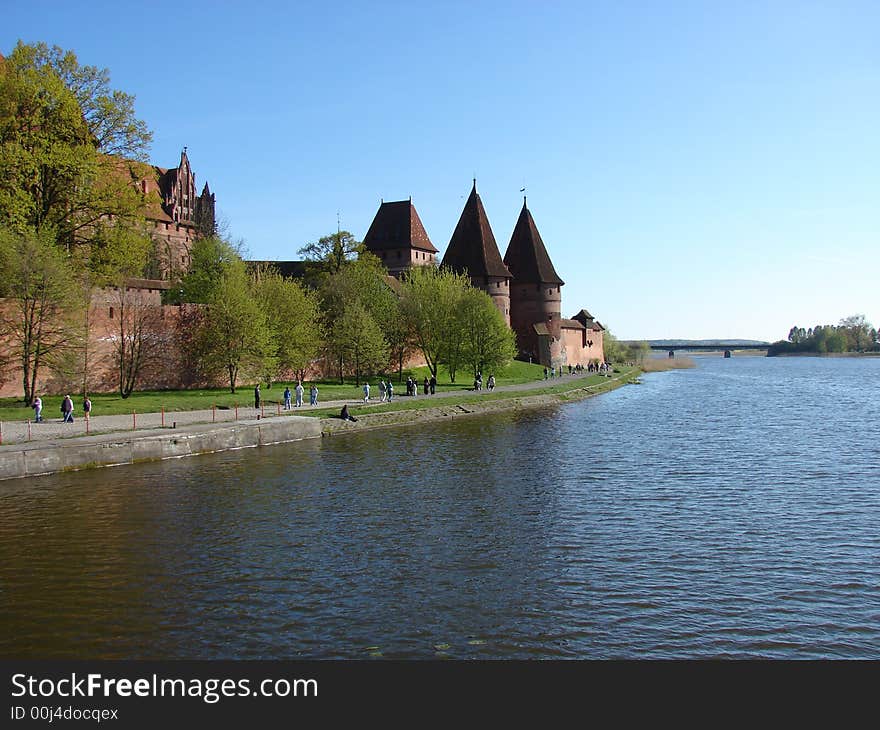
<box><xmin>768</xmin><ymin>315</ymin><xmax>879</xmax><ymax>356</ymax></box>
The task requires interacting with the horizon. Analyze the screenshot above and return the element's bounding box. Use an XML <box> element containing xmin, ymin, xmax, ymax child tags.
<box><xmin>3</xmin><ymin>1</ymin><xmax>878</xmax><ymax>342</ymax></box>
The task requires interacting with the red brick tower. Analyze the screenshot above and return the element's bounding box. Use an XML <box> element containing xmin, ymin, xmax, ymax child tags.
<box><xmin>362</xmin><ymin>199</ymin><xmax>438</xmax><ymax>278</ymax></box>
<box><xmin>503</xmin><ymin>198</ymin><xmax>564</xmax><ymax>362</ymax></box>
<box><xmin>441</xmin><ymin>181</ymin><xmax>511</xmax><ymax>324</ymax></box>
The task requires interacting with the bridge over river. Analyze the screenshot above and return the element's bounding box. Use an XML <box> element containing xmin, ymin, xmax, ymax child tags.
<box><xmin>646</xmin><ymin>342</ymin><xmax>769</xmax><ymax>352</ymax></box>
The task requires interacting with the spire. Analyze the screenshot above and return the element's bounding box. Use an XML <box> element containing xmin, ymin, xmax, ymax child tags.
<box><xmin>503</xmin><ymin>201</ymin><xmax>564</xmax><ymax>286</ymax></box>
<box><xmin>362</xmin><ymin>199</ymin><xmax>437</xmax><ymax>254</ymax></box>
<box><xmin>442</xmin><ymin>183</ymin><xmax>511</xmax><ymax>279</ymax></box>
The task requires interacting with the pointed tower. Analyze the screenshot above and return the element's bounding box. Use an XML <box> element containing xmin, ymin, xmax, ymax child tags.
<box><xmin>442</xmin><ymin>181</ymin><xmax>511</xmax><ymax>323</ymax></box>
<box><xmin>194</xmin><ymin>181</ymin><xmax>216</xmax><ymax>239</ymax></box>
<box><xmin>503</xmin><ymin>198</ymin><xmax>564</xmax><ymax>361</ymax></box>
<box><xmin>362</xmin><ymin>199</ymin><xmax>438</xmax><ymax>278</ymax></box>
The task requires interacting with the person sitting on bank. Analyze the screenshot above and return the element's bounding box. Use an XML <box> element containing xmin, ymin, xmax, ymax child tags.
<box><xmin>340</xmin><ymin>404</ymin><xmax>358</xmax><ymax>422</ymax></box>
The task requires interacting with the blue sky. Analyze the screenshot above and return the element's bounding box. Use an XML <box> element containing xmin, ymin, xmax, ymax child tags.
<box><xmin>4</xmin><ymin>1</ymin><xmax>878</xmax><ymax>340</ymax></box>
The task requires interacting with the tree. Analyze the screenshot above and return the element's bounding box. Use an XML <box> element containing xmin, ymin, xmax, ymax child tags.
<box><xmin>457</xmin><ymin>288</ymin><xmax>516</xmax><ymax>380</ymax></box>
<box><xmin>10</xmin><ymin>42</ymin><xmax>152</xmax><ymax>159</ymax></box>
<box><xmin>298</xmin><ymin>230</ymin><xmax>362</xmax><ymax>279</ymax></box>
<box><xmin>319</xmin><ymin>252</ymin><xmax>403</xmax><ymax>376</ymax></box>
<box><xmin>176</xmin><ymin>236</ymin><xmax>243</xmax><ymax>303</ymax></box>
<box><xmin>252</xmin><ymin>267</ymin><xmax>323</xmax><ymax>384</ymax></box>
<box><xmin>0</xmin><ymin>42</ymin><xmax>151</xmax><ymax>251</ymax></box>
<box><xmin>195</xmin><ymin>262</ymin><xmax>272</xmax><ymax>393</ymax></box>
<box><xmin>112</xmin><ymin>282</ymin><xmax>163</xmax><ymax>398</ymax></box>
<box><xmin>399</xmin><ymin>265</ymin><xmax>470</xmax><ymax>379</ymax></box>
<box><xmin>330</xmin><ymin>301</ymin><xmax>388</xmax><ymax>385</ymax></box>
<box><xmin>839</xmin><ymin>314</ymin><xmax>873</xmax><ymax>352</ymax></box>
<box><xmin>0</xmin><ymin>227</ymin><xmax>79</xmax><ymax>403</ymax></box>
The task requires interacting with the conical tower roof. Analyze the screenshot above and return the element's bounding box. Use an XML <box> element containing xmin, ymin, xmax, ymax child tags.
<box><xmin>363</xmin><ymin>199</ymin><xmax>437</xmax><ymax>253</ymax></box>
<box><xmin>503</xmin><ymin>199</ymin><xmax>564</xmax><ymax>286</ymax></box>
<box><xmin>442</xmin><ymin>181</ymin><xmax>511</xmax><ymax>279</ymax></box>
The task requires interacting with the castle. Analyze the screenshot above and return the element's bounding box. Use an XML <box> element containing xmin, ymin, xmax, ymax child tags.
<box><xmin>362</xmin><ymin>181</ymin><xmax>605</xmax><ymax>369</ymax></box>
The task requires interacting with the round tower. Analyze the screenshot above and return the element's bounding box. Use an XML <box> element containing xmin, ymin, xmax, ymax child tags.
<box><xmin>503</xmin><ymin>199</ymin><xmax>564</xmax><ymax>362</ymax></box>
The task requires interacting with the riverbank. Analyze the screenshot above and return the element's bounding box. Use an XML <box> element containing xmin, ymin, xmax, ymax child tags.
<box><xmin>0</xmin><ymin>367</ymin><xmax>637</xmax><ymax>480</ymax></box>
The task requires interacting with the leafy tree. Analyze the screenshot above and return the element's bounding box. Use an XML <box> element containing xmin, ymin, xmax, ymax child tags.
<box><xmin>839</xmin><ymin>314</ymin><xmax>873</xmax><ymax>352</ymax></box>
<box><xmin>602</xmin><ymin>329</ymin><xmax>625</xmax><ymax>362</ymax></box>
<box><xmin>329</xmin><ymin>301</ymin><xmax>388</xmax><ymax>385</ymax></box>
<box><xmin>0</xmin><ymin>42</ymin><xmax>151</xmax><ymax>250</ymax></box>
<box><xmin>176</xmin><ymin>236</ymin><xmax>243</xmax><ymax>303</ymax></box>
<box><xmin>195</xmin><ymin>262</ymin><xmax>272</xmax><ymax>393</ymax></box>
<box><xmin>252</xmin><ymin>267</ymin><xmax>323</xmax><ymax>385</ymax></box>
<box><xmin>398</xmin><ymin>265</ymin><xmax>470</xmax><ymax>379</ymax></box>
<box><xmin>457</xmin><ymin>288</ymin><xmax>516</xmax><ymax>380</ymax></box>
<box><xmin>298</xmin><ymin>230</ymin><xmax>362</xmax><ymax>279</ymax></box>
<box><xmin>0</xmin><ymin>227</ymin><xmax>79</xmax><ymax>403</ymax></box>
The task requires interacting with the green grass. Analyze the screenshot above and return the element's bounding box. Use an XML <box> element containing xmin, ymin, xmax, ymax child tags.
<box><xmin>0</xmin><ymin>361</ymin><xmax>551</xmax><ymax>421</ymax></box>
<box><xmin>306</xmin><ymin>367</ymin><xmax>637</xmax><ymax>419</ymax></box>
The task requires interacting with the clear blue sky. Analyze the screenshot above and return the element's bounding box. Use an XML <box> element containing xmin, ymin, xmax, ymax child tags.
<box><xmin>4</xmin><ymin>1</ymin><xmax>878</xmax><ymax>341</ymax></box>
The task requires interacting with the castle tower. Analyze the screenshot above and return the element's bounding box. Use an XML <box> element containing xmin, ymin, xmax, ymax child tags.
<box><xmin>194</xmin><ymin>181</ymin><xmax>216</xmax><ymax>239</ymax></box>
<box><xmin>441</xmin><ymin>181</ymin><xmax>511</xmax><ymax>324</ymax></box>
<box><xmin>503</xmin><ymin>198</ymin><xmax>564</xmax><ymax>361</ymax></box>
<box><xmin>362</xmin><ymin>199</ymin><xmax>438</xmax><ymax>277</ymax></box>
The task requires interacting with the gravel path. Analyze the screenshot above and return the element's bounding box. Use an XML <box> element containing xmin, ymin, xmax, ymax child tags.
<box><xmin>1</xmin><ymin>371</ymin><xmax>608</xmax><ymax>446</ymax></box>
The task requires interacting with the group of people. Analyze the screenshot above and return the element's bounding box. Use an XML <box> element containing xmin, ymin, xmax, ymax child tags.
<box><xmin>472</xmin><ymin>372</ymin><xmax>495</xmax><ymax>391</ymax></box>
<box><xmin>543</xmin><ymin>361</ymin><xmax>612</xmax><ymax>380</ymax></box>
<box><xmin>279</xmin><ymin>382</ymin><xmax>319</xmax><ymax>409</ymax></box>
<box><xmin>30</xmin><ymin>395</ymin><xmax>91</xmax><ymax>423</ymax></box>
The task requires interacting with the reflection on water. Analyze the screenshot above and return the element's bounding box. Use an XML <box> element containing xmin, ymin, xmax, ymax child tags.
<box><xmin>1</xmin><ymin>356</ymin><xmax>879</xmax><ymax>658</ymax></box>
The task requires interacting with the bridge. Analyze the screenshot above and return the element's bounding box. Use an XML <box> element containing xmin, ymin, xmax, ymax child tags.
<box><xmin>644</xmin><ymin>342</ymin><xmax>769</xmax><ymax>353</ymax></box>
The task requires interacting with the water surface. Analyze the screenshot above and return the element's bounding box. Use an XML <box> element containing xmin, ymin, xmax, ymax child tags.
<box><xmin>1</xmin><ymin>356</ymin><xmax>878</xmax><ymax>658</ymax></box>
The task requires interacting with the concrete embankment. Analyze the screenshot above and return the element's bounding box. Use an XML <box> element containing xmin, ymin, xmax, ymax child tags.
<box><xmin>0</xmin><ymin>415</ymin><xmax>320</xmax><ymax>481</ymax></box>
<box><xmin>0</xmin><ymin>370</ymin><xmax>636</xmax><ymax>481</ymax></box>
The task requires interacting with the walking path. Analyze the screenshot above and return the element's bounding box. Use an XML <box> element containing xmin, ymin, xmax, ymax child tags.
<box><xmin>2</xmin><ymin>371</ymin><xmax>609</xmax><ymax>446</ymax></box>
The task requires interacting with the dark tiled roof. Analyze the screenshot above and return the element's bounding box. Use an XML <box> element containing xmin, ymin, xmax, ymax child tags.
<box><xmin>250</xmin><ymin>260</ymin><xmax>307</xmax><ymax>279</ymax></box>
<box><xmin>560</xmin><ymin>318</ymin><xmax>585</xmax><ymax>330</ymax></box>
<box><xmin>442</xmin><ymin>182</ymin><xmax>511</xmax><ymax>279</ymax></box>
<box><xmin>533</xmin><ymin>322</ymin><xmax>550</xmax><ymax>336</ymax></box>
<box><xmin>503</xmin><ymin>199</ymin><xmax>564</xmax><ymax>285</ymax></box>
<box><xmin>363</xmin><ymin>200</ymin><xmax>438</xmax><ymax>253</ymax></box>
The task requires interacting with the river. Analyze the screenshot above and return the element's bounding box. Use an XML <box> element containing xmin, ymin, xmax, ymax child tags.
<box><xmin>1</xmin><ymin>355</ymin><xmax>879</xmax><ymax>659</ymax></box>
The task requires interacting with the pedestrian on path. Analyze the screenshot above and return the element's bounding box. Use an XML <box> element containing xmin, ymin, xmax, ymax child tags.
<box><xmin>61</xmin><ymin>395</ymin><xmax>74</xmax><ymax>423</ymax></box>
<box><xmin>295</xmin><ymin>381</ymin><xmax>304</xmax><ymax>407</ymax></box>
<box><xmin>379</xmin><ymin>380</ymin><xmax>387</xmax><ymax>402</ymax></box>
<box><xmin>387</xmin><ymin>380</ymin><xmax>393</xmax><ymax>402</ymax></box>
<box><xmin>83</xmin><ymin>397</ymin><xmax>91</xmax><ymax>421</ymax></box>
<box><xmin>310</xmin><ymin>384</ymin><xmax>318</xmax><ymax>406</ymax></box>
<box><xmin>254</xmin><ymin>384</ymin><xmax>261</xmax><ymax>409</ymax></box>
<box><xmin>423</xmin><ymin>377</ymin><xmax>429</xmax><ymax>395</ymax></box>
<box><xmin>429</xmin><ymin>375</ymin><xmax>436</xmax><ymax>394</ymax></box>
<box><xmin>363</xmin><ymin>382</ymin><xmax>371</xmax><ymax>402</ymax></box>
<box><xmin>283</xmin><ymin>386</ymin><xmax>292</xmax><ymax>410</ymax></box>
<box><xmin>32</xmin><ymin>396</ymin><xmax>42</xmax><ymax>423</ymax></box>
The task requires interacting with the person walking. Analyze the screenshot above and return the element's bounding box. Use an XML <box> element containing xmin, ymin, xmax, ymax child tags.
<box><xmin>363</xmin><ymin>382</ymin><xmax>371</xmax><ymax>402</ymax></box>
<box><xmin>83</xmin><ymin>396</ymin><xmax>92</xmax><ymax>421</ymax></box>
<box><xmin>543</xmin><ymin>367</ymin><xmax>548</xmax><ymax>380</ymax></box>
<box><xmin>283</xmin><ymin>386</ymin><xmax>292</xmax><ymax>410</ymax></box>
<box><xmin>429</xmin><ymin>375</ymin><xmax>436</xmax><ymax>395</ymax></box>
<box><xmin>32</xmin><ymin>396</ymin><xmax>42</xmax><ymax>423</ymax></box>
<box><xmin>487</xmin><ymin>375</ymin><xmax>495</xmax><ymax>391</ymax></box>
<box><xmin>386</xmin><ymin>380</ymin><xmax>393</xmax><ymax>402</ymax></box>
<box><xmin>310</xmin><ymin>384</ymin><xmax>318</xmax><ymax>406</ymax></box>
<box><xmin>379</xmin><ymin>380</ymin><xmax>387</xmax><ymax>402</ymax></box>
<box><xmin>61</xmin><ymin>395</ymin><xmax>74</xmax><ymax>423</ymax></box>
<box><xmin>254</xmin><ymin>384</ymin><xmax>261</xmax><ymax>409</ymax></box>
<box><xmin>295</xmin><ymin>381</ymin><xmax>304</xmax><ymax>407</ymax></box>
<box><xmin>423</xmin><ymin>377</ymin><xmax>429</xmax><ymax>395</ymax></box>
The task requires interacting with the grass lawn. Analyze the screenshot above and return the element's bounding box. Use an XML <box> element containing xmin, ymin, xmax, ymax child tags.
<box><xmin>0</xmin><ymin>360</ymin><xmax>552</xmax><ymax>421</ymax></box>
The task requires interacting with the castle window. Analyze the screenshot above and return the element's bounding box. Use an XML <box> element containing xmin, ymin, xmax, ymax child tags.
<box><xmin>109</xmin><ymin>307</ymin><xmax>114</xmax><ymax>319</ymax></box>
<box><xmin>496</xmin><ymin>282</ymin><xmax>500</xmax><ymax>288</ymax></box>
